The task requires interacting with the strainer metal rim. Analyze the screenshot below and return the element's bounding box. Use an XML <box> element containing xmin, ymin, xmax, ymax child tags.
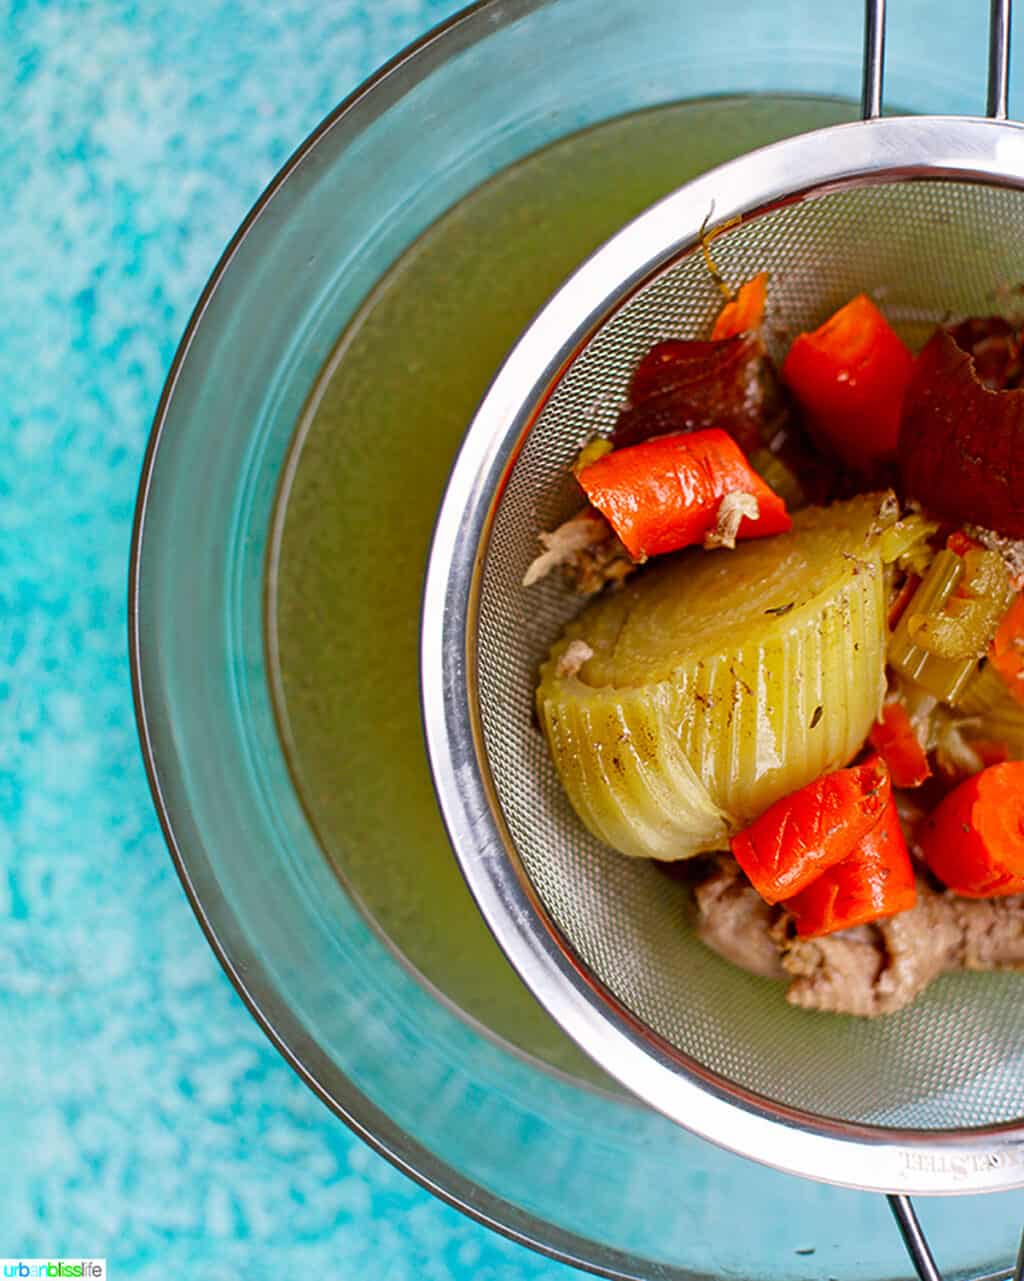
<box><xmin>421</xmin><ymin>114</ymin><xmax>1024</xmax><ymax>1196</ymax></box>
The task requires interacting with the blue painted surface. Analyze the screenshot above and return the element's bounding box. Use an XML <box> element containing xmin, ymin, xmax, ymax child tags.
<box><xmin>0</xmin><ymin>2</ymin><xmax>581</xmax><ymax>1276</ymax></box>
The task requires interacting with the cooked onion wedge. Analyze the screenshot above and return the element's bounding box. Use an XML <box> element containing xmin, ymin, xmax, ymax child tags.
<box><xmin>537</xmin><ymin>493</ymin><xmax>900</xmax><ymax>860</ymax></box>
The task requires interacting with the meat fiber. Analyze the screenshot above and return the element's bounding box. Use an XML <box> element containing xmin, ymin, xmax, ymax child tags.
<box><xmin>693</xmin><ymin>857</ymin><xmax>1024</xmax><ymax>1016</ymax></box>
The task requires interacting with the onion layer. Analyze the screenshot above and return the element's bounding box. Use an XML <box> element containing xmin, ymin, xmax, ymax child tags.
<box><xmin>900</xmin><ymin>328</ymin><xmax>1024</xmax><ymax>539</ymax></box>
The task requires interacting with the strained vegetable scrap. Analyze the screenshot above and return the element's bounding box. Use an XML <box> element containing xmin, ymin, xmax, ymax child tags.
<box><xmin>536</xmin><ymin>494</ymin><xmax>896</xmax><ymax>861</ymax></box>
<box><xmin>868</xmin><ymin>701</ymin><xmax>931</xmax><ymax>788</ymax></box>
<box><xmin>528</xmin><ymin>276</ymin><xmax>1024</xmax><ymax>1017</ymax></box>
<box><xmin>783</xmin><ymin>796</ymin><xmax>916</xmax><ymax>938</ymax></box>
<box><xmin>730</xmin><ymin>756</ymin><xmax>891</xmax><ymax>904</ymax></box>
<box><xmin>900</xmin><ymin>327</ymin><xmax>1024</xmax><ymax>538</ymax></box>
<box><xmin>919</xmin><ymin>762</ymin><xmax>1024</xmax><ymax>897</ymax></box>
<box><xmin>781</xmin><ymin>293</ymin><xmax>913</xmax><ymax>470</ymax></box>
<box><xmin>711</xmin><ymin>270</ymin><xmax>768</xmax><ymax>341</ymax></box>
<box><xmin>990</xmin><ymin>593</ymin><xmax>1024</xmax><ymax>706</ymax></box>
<box><xmin>576</xmin><ymin>428</ymin><xmax>791</xmax><ymax>560</ymax></box>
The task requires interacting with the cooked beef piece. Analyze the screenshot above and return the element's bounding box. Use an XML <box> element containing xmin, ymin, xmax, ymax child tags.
<box><xmin>779</xmin><ymin>926</ymin><xmax>898</xmax><ymax>1018</ymax></box>
<box><xmin>522</xmin><ymin>508</ymin><xmax>635</xmax><ymax>594</ymax></box>
<box><xmin>951</xmin><ymin>893</ymin><xmax>1024</xmax><ymax>970</ymax></box>
<box><xmin>693</xmin><ymin>855</ymin><xmax>787</xmax><ymax>980</ymax></box>
<box><xmin>692</xmin><ymin>858</ymin><xmax>1024</xmax><ymax>1016</ymax></box>
<box><xmin>569</xmin><ymin>528</ymin><xmax>636</xmax><ymax>595</ymax></box>
<box><xmin>780</xmin><ymin>884</ymin><xmax>962</xmax><ymax>1016</ymax></box>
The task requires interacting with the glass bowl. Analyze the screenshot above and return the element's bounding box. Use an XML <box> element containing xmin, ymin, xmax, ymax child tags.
<box><xmin>130</xmin><ymin>1</ymin><xmax>1024</xmax><ymax>1276</ymax></box>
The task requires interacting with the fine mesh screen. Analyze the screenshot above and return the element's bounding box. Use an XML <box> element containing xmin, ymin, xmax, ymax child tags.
<box><xmin>476</xmin><ymin>180</ymin><xmax>1024</xmax><ymax>1131</ymax></box>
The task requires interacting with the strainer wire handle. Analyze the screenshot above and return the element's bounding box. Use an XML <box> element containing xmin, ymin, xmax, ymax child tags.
<box><xmin>888</xmin><ymin>1196</ymin><xmax>943</xmax><ymax>1281</ymax></box>
<box><xmin>861</xmin><ymin>0</ymin><xmax>1012</xmax><ymax>121</ymax></box>
<box><xmin>860</xmin><ymin>0</ymin><xmax>886</xmax><ymax>119</ymax></box>
<box><xmin>1014</xmin><ymin>1222</ymin><xmax>1024</xmax><ymax>1281</ymax></box>
<box><xmin>990</xmin><ymin>0</ymin><xmax>1013</xmax><ymax>118</ymax></box>
<box><xmin>887</xmin><ymin>1197</ymin><xmax>1024</xmax><ymax>1281</ymax></box>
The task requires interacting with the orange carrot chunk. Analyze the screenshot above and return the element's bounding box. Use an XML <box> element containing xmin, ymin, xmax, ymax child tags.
<box><xmin>990</xmin><ymin>593</ymin><xmax>1024</xmax><ymax>708</ymax></box>
<box><xmin>576</xmin><ymin>428</ymin><xmax>791</xmax><ymax>561</ymax></box>
<box><xmin>711</xmin><ymin>272</ymin><xmax>768</xmax><ymax>341</ymax></box>
<box><xmin>868</xmin><ymin>702</ymin><xmax>932</xmax><ymax>789</ymax></box>
<box><xmin>919</xmin><ymin>761</ymin><xmax>1024</xmax><ymax>897</ymax></box>
<box><xmin>783</xmin><ymin>799</ymin><xmax>917</xmax><ymax>937</ymax></box>
<box><xmin>730</xmin><ymin>756</ymin><xmax>891</xmax><ymax>905</ymax></box>
<box><xmin>781</xmin><ymin>294</ymin><xmax>914</xmax><ymax>470</ymax></box>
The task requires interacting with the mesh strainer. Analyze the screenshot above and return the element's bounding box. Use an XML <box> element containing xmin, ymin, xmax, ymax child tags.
<box><xmin>422</xmin><ymin>2</ymin><xmax>1024</xmax><ymax>1276</ymax></box>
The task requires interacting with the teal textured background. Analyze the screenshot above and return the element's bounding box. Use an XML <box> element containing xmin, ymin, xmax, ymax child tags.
<box><xmin>0</xmin><ymin>2</ymin><xmax>579</xmax><ymax>1276</ymax></box>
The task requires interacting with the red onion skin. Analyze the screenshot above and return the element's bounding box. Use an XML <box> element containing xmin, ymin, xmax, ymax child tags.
<box><xmin>614</xmin><ymin>335</ymin><xmax>768</xmax><ymax>455</ymax></box>
<box><xmin>899</xmin><ymin>328</ymin><xmax>1024</xmax><ymax>539</ymax></box>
